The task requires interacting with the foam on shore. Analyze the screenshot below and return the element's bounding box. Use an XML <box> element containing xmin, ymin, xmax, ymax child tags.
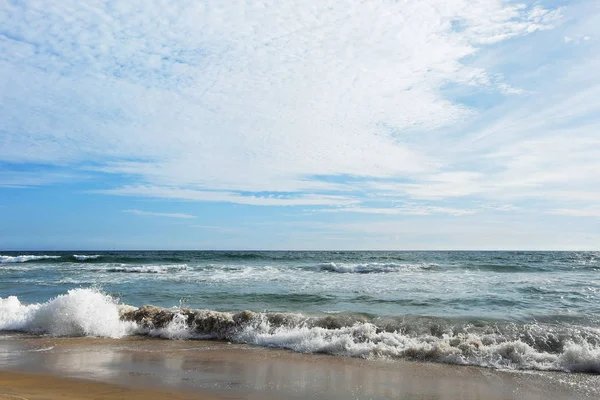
<box><xmin>1</xmin><ymin>289</ymin><xmax>599</xmax><ymax>373</ymax></box>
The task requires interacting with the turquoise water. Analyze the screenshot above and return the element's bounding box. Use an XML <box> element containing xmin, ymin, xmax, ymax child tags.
<box><xmin>1</xmin><ymin>251</ymin><xmax>599</xmax><ymax>372</ymax></box>
<box><xmin>2</xmin><ymin>251</ymin><xmax>599</xmax><ymax>322</ymax></box>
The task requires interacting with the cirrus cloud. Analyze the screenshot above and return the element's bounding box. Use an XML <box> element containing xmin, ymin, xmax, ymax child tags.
<box><xmin>0</xmin><ymin>0</ymin><xmax>563</xmax><ymax>208</ymax></box>
<box><xmin>122</xmin><ymin>209</ymin><xmax>196</xmax><ymax>219</ymax></box>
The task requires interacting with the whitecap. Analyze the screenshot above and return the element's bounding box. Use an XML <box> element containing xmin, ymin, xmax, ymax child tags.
<box><xmin>104</xmin><ymin>264</ymin><xmax>188</xmax><ymax>274</ymax></box>
<box><xmin>315</xmin><ymin>262</ymin><xmax>434</xmax><ymax>273</ymax></box>
<box><xmin>0</xmin><ymin>255</ymin><xmax>61</xmax><ymax>263</ymax></box>
<box><xmin>73</xmin><ymin>254</ymin><xmax>101</xmax><ymax>261</ymax></box>
<box><xmin>0</xmin><ymin>289</ymin><xmax>137</xmax><ymax>338</ymax></box>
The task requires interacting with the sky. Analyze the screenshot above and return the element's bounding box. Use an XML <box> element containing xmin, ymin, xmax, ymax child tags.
<box><xmin>1</xmin><ymin>0</ymin><xmax>599</xmax><ymax>250</ymax></box>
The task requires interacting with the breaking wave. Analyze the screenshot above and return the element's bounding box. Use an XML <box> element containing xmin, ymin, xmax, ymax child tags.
<box><xmin>1</xmin><ymin>289</ymin><xmax>599</xmax><ymax>373</ymax></box>
<box><xmin>0</xmin><ymin>255</ymin><xmax>62</xmax><ymax>263</ymax></box>
<box><xmin>314</xmin><ymin>262</ymin><xmax>436</xmax><ymax>273</ymax></box>
<box><xmin>459</xmin><ymin>263</ymin><xmax>548</xmax><ymax>273</ymax></box>
<box><xmin>73</xmin><ymin>255</ymin><xmax>102</xmax><ymax>261</ymax></box>
<box><xmin>0</xmin><ymin>289</ymin><xmax>135</xmax><ymax>337</ymax></box>
<box><xmin>101</xmin><ymin>264</ymin><xmax>188</xmax><ymax>274</ymax></box>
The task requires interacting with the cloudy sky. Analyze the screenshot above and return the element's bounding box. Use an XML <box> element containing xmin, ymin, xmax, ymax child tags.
<box><xmin>1</xmin><ymin>0</ymin><xmax>599</xmax><ymax>250</ymax></box>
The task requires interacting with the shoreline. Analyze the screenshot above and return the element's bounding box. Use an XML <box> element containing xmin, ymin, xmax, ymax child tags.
<box><xmin>1</xmin><ymin>334</ymin><xmax>599</xmax><ymax>399</ymax></box>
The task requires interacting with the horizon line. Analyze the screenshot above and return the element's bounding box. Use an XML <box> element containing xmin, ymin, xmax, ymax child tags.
<box><xmin>1</xmin><ymin>249</ymin><xmax>597</xmax><ymax>252</ymax></box>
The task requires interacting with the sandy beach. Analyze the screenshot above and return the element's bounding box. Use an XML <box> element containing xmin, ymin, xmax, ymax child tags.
<box><xmin>1</xmin><ymin>333</ymin><xmax>598</xmax><ymax>400</ymax></box>
<box><xmin>0</xmin><ymin>370</ymin><xmax>219</xmax><ymax>400</ymax></box>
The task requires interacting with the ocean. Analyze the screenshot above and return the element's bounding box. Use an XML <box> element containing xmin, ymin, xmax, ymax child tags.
<box><xmin>1</xmin><ymin>251</ymin><xmax>599</xmax><ymax>373</ymax></box>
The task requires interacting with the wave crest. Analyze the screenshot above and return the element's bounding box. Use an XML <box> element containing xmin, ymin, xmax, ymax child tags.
<box><xmin>0</xmin><ymin>289</ymin><xmax>136</xmax><ymax>337</ymax></box>
<box><xmin>2</xmin><ymin>290</ymin><xmax>599</xmax><ymax>373</ymax></box>
<box><xmin>0</xmin><ymin>255</ymin><xmax>61</xmax><ymax>263</ymax></box>
<box><xmin>101</xmin><ymin>264</ymin><xmax>188</xmax><ymax>274</ymax></box>
<box><xmin>314</xmin><ymin>262</ymin><xmax>435</xmax><ymax>273</ymax></box>
<box><xmin>73</xmin><ymin>254</ymin><xmax>101</xmax><ymax>261</ymax></box>
<box><xmin>121</xmin><ymin>305</ymin><xmax>600</xmax><ymax>373</ymax></box>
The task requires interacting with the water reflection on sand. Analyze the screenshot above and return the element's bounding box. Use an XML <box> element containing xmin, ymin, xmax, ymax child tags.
<box><xmin>1</xmin><ymin>333</ymin><xmax>598</xmax><ymax>400</ymax></box>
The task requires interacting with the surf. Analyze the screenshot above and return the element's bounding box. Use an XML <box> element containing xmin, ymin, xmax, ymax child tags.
<box><xmin>1</xmin><ymin>289</ymin><xmax>599</xmax><ymax>373</ymax></box>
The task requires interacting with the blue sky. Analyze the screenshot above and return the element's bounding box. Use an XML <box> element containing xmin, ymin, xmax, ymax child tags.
<box><xmin>1</xmin><ymin>0</ymin><xmax>599</xmax><ymax>250</ymax></box>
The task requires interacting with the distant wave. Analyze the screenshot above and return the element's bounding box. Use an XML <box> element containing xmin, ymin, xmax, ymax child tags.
<box><xmin>314</xmin><ymin>262</ymin><xmax>437</xmax><ymax>273</ymax></box>
<box><xmin>460</xmin><ymin>263</ymin><xmax>548</xmax><ymax>273</ymax></box>
<box><xmin>219</xmin><ymin>252</ymin><xmax>268</xmax><ymax>260</ymax></box>
<box><xmin>0</xmin><ymin>255</ymin><xmax>61</xmax><ymax>263</ymax></box>
<box><xmin>1</xmin><ymin>289</ymin><xmax>598</xmax><ymax>373</ymax></box>
<box><xmin>101</xmin><ymin>264</ymin><xmax>188</xmax><ymax>274</ymax></box>
<box><xmin>72</xmin><ymin>254</ymin><xmax>102</xmax><ymax>261</ymax></box>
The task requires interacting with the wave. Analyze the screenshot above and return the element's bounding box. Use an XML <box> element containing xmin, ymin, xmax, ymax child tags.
<box><xmin>104</xmin><ymin>257</ymin><xmax>188</xmax><ymax>264</ymax></box>
<box><xmin>1</xmin><ymin>289</ymin><xmax>599</xmax><ymax>373</ymax></box>
<box><xmin>0</xmin><ymin>289</ymin><xmax>135</xmax><ymax>337</ymax></box>
<box><xmin>217</xmin><ymin>252</ymin><xmax>269</xmax><ymax>260</ymax></box>
<box><xmin>100</xmin><ymin>264</ymin><xmax>188</xmax><ymax>274</ymax></box>
<box><xmin>122</xmin><ymin>308</ymin><xmax>600</xmax><ymax>373</ymax></box>
<box><xmin>314</xmin><ymin>262</ymin><xmax>436</xmax><ymax>273</ymax></box>
<box><xmin>0</xmin><ymin>255</ymin><xmax>61</xmax><ymax>263</ymax></box>
<box><xmin>72</xmin><ymin>254</ymin><xmax>102</xmax><ymax>261</ymax></box>
<box><xmin>460</xmin><ymin>263</ymin><xmax>548</xmax><ymax>273</ymax></box>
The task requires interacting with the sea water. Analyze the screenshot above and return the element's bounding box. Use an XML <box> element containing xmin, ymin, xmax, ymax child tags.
<box><xmin>1</xmin><ymin>251</ymin><xmax>599</xmax><ymax>372</ymax></box>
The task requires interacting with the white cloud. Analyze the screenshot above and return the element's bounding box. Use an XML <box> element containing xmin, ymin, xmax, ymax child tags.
<box><xmin>0</xmin><ymin>0</ymin><xmax>561</xmax><ymax>205</ymax></box>
<box><xmin>122</xmin><ymin>209</ymin><xmax>196</xmax><ymax>219</ymax></box>
<box><xmin>481</xmin><ymin>204</ymin><xmax>520</xmax><ymax>212</ymax></box>
<box><xmin>105</xmin><ymin>186</ymin><xmax>357</xmax><ymax>207</ymax></box>
<box><xmin>316</xmin><ymin>215</ymin><xmax>599</xmax><ymax>250</ymax></box>
<box><xmin>549</xmin><ymin>208</ymin><xmax>600</xmax><ymax>217</ymax></box>
<box><xmin>315</xmin><ymin>204</ymin><xmax>475</xmax><ymax>216</ymax></box>
<box><xmin>4</xmin><ymin>0</ymin><xmax>600</xmax><ymax>252</ymax></box>
<box><xmin>190</xmin><ymin>225</ymin><xmax>240</xmax><ymax>233</ymax></box>
<box><xmin>563</xmin><ymin>34</ymin><xmax>593</xmax><ymax>44</ymax></box>
<box><xmin>497</xmin><ymin>82</ymin><xmax>524</xmax><ymax>95</ymax></box>
<box><xmin>0</xmin><ymin>170</ymin><xmax>81</xmax><ymax>188</ymax></box>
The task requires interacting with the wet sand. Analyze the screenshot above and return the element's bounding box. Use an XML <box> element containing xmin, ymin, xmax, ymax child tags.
<box><xmin>0</xmin><ymin>370</ymin><xmax>218</xmax><ymax>400</ymax></box>
<box><xmin>1</xmin><ymin>333</ymin><xmax>598</xmax><ymax>399</ymax></box>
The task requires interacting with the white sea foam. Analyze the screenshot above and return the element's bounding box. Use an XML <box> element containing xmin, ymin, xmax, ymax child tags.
<box><xmin>104</xmin><ymin>264</ymin><xmax>188</xmax><ymax>274</ymax></box>
<box><xmin>0</xmin><ymin>255</ymin><xmax>61</xmax><ymax>263</ymax></box>
<box><xmin>0</xmin><ymin>289</ymin><xmax>136</xmax><ymax>337</ymax></box>
<box><xmin>73</xmin><ymin>254</ymin><xmax>101</xmax><ymax>261</ymax></box>
<box><xmin>29</xmin><ymin>346</ymin><xmax>55</xmax><ymax>352</ymax></box>
<box><xmin>124</xmin><ymin>306</ymin><xmax>600</xmax><ymax>373</ymax></box>
<box><xmin>2</xmin><ymin>290</ymin><xmax>599</xmax><ymax>373</ymax></box>
<box><xmin>557</xmin><ymin>341</ymin><xmax>600</xmax><ymax>372</ymax></box>
<box><xmin>146</xmin><ymin>313</ymin><xmax>200</xmax><ymax>340</ymax></box>
<box><xmin>232</xmin><ymin>317</ymin><xmax>600</xmax><ymax>373</ymax></box>
<box><xmin>315</xmin><ymin>262</ymin><xmax>434</xmax><ymax>273</ymax></box>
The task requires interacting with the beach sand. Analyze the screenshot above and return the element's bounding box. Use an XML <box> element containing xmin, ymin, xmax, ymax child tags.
<box><xmin>0</xmin><ymin>371</ymin><xmax>218</xmax><ymax>400</ymax></box>
<box><xmin>1</xmin><ymin>333</ymin><xmax>598</xmax><ymax>399</ymax></box>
